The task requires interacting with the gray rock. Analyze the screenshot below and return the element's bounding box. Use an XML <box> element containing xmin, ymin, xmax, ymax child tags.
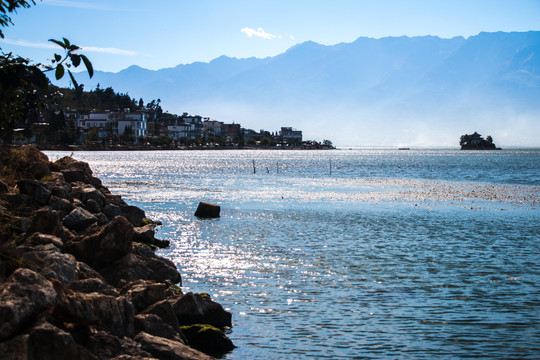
<box><xmin>48</xmin><ymin>195</ymin><xmax>75</xmax><ymax>215</ymax></box>
<box><xmin>21</xmin><ymin>244</ymin><xmax>77</xmax><ymax>285</ymax></box>
<box><xmin>63</xmin><ymin>207</ymin><xmax>98</xmax><ymax>232</ymax></box>
<box><xmin>30</xmin><ymin>206</ymin><xmax>62</xmax><ymax>236</ymax></box>
<box><xmin>23</xmin><ymin>232</ymin><xmax>63</xmax><ymax>249</ymax></box>
<box><xmin>121</xmin><ymin>205</ymin><xmax>146</xmax><ymax>227</ymax></box>
<box><xmin>0</xmin><ymin>268</ymin><xmax>56</xmax><ymax>340</ymax></box>
<box><xmin>16</xmin><ymin>179</ymin><xmax>51</xmax><ymax>205</ymax></box>
<box><xmin>194</xmin><ymin>202</ymin><xmax>220</xmax><ymax>218</ymax></box>
<box><xmin>72</xmin><ymin>183</ymin><xmax>107</xmax><ymax>208</ymax></box>
<box><xmin>86</xmin><ymin>199</ymin><xmax>102</xmax><ymax>213</ymax></box>
<box><xmin>181</xmin><ymin>324</ymin><xmax>235</xmax><ymax>357</ymax></box>
<box><xmin>141</xmin><ymin>299</ymin><xmax>182</xmax><ymax>335</ymax></box>
<box><xmin>0</xmin><ymin>321</ymin><xmax>97</xmax><ymax>360</ymax></box>
<box><xmin>120</xmin><ymin>280</ymin><xmax>168</xmax><ymax>313</ymax></box>
<box><xmin>69</xmin><ymin>277</ymin><xmax>119</xmax><ymax>297</ymax></box>
<box><xmin>63</xmin><ymin>216</ymin><xmax>133</xmax><ymax>270</ymax></box>
<box><xmin>134</xmin><ymin>332</ymin><xmax>215</xmax><ymax>360</ymax></box>
<box><xmin>172</xmin><ymin>292</ymin><xmax>232</xmax><ymax>330</ymax></box>
<box><xmin>133</xmin><ymin>224</ymin><xmax>156</xmax><ymax>243</ymax></box>
<box><xmin>135</xmin><ymin>313</ymin><xmax>186</xmax><ymax>343</ymax></box>
<box><xmin>103</xmin><ymin>203</ymin><xmax>122</xmax><ymax>220</ymax></box>
<box><xmin>53</xmin><ymin>283</ymin><xmax>135</xmax><ymax>338</ymax></box>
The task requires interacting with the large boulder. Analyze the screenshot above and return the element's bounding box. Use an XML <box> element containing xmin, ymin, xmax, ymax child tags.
<box><xmin>194</xmin><ymin>202</ymin><xmax>220</xmax><ymax>218</ymax></box>
<box><xmin>53</xmin><ymin>282</ymin><xmax>135</xmax><ymax>338</ymax></box>
<box><xmin>172</xmin><ymin>293</ymin><xmax>232</xmax><ymax>330</ymax></box>
<box><xmin>20</xmin><ymin>243</ymin><xmax>77</xmax><ymax>285</ymax></box>
<box><xmin>69</xmin><ymin>326</ymin><xmax>153</xmax><ymax>359</ymax></box>
<box><xmin>29</xmin><ymin>206</ymin><xmax>62</xmax><ymax>236</ymax></box>
<box><xmin>16</xmin><ymin>179</ymin><xmax>51</xmax><ymax>205</ymax></box>
<box><xmin>99</xmin><ymin>248</ymin><xmax>181</xmax><ymax>287</ymax></box>
<box><xmin>62</xmin><ymin>207</ymin><xmax>98</xmax><ymax>232</ymax></box>
<box><xmin>120</xmin><ymin>280</ymin><xmax>168</xmax><ymax>313</ymax></box>
<box><xmin>135</xmin><ymin>313</ymin><xmax>186</xmax><ymax>343</ymax></box>
<box><xmin>0</xmin><ymin>269</ymin><xmax>57</xmax><ymax>340</ymax></box>
<box><xmin>181</xmin><ymin>324</ymin><xmax>235</xmax><ymax>357</ymax></box>
<box><xmin>0</xmin><ymin>321</ymin><xmax>97</xmax><ymax>360</ymax></box>
<box><xmin>134</xmin><ymin>332</ymin><xmax>215</xmax><ymax>360</ymax></box>
<box><xmin>63</xmin><ymin>216</ymin><xmax>133</xmax><ymax>269</ymax></box>
<box><xmin>72</xmin><ymin>183</ymin><xmax>107</xmax><ymax>209</ymax></box>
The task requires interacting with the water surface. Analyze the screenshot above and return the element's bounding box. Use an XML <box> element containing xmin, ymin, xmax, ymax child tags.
<box><xmin>46</xmin><ymin>149</ymin><xmax>540</xmax><ymax>359</ymax></box>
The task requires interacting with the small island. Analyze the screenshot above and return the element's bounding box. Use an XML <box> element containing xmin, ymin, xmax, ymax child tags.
<box><xmin>460</xmin><ymin>132</ymin><xmax>501</xmax><ymax>150</ymax></box>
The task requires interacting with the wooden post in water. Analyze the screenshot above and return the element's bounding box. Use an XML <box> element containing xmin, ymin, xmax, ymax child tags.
<box><xmin>252</xmin><ymin>160</ymin><xmax>256</xmax><ymax>174</ymax></box>
<box><xmin>329</xmin><ymin>159</ymin><xmax>332</xmax><ymax>175</ymax></box>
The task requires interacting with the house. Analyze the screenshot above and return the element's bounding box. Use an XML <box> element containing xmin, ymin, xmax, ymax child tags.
<box><xmin>203</xmin><ymin>119</ymin><xmax>225</xmax><ymax>138</ymax></box>
<box><xmin>279</xmin><ymin>127</ymin><xmax>302</xmax><ymax>144</ymax></box>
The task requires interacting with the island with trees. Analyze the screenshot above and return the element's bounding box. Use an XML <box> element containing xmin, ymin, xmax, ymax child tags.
<box><xmin>460</xmin><ymin>132</ymin><xmax>501</xmax><ymax>150</ymax></box>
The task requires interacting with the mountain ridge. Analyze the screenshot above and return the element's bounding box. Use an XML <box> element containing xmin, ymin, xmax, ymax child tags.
<box><xmin>55</xmin><ymin>31</ymin><xmax>540</xmax><ymax>146</ymax></box>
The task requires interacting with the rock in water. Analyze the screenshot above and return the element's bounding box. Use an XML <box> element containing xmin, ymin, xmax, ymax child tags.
<box><xmin>194</xmin><ymin>202</ymin><xmax>220</xmax><ymax>218</ymax></box>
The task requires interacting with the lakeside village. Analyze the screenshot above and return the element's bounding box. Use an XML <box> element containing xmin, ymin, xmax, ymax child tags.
<box><xmin>64</xmin><ymin>109</ymin><xmax>333</xmax><ymax>150</ymax></box>
<box><xmin>11</xmin><ymin>104</ymin><xmax>334</xmax><ymax>151</ymax></box>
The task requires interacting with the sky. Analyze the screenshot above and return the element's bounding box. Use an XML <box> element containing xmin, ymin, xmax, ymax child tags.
<box><xmin>1</xmin><ymin>0</ymin><xmax>540</xmax><ymax>73</ymax></box>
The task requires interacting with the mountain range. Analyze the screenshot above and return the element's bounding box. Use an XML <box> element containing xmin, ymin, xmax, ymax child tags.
<box><xmin>55</xmin><ymin>31</ymin><xmax>540</xmax><ymax>147</ymax></box>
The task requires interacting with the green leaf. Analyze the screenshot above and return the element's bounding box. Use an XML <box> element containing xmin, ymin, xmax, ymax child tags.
<box><xmin>49</xmin><ymin>39</ymin><xmax>66</xmax><ymax>49</ymax></box>
<box><xmin>69</xmin><ymin>44</ymin><xmax>80</xmax><ymax>51</ymax></box>
<box><xmin>54</xmin><ymin>54</ymin><xmax>61</xmax><ymax>62</ymax></box>
<box><xmin>55</xmin><ymin>64</ymin><xmax>64</xmax><ymax>80</ymax></box>
<box><xmin>80</xmin><ymin>54</ymin><xmax>94</xmax><ymax>78</ymax></box>
<box><xmin>68</xmin><ymin>70</ymin><xmax>79</xmax><ymax>89</ymax></box>
<box><xmin>70</xmin><ymin>53</ymin><xmax>81</xmax><ymax>67</ymax></box>
<box><xmin>63</xmin><ymin>37</ymin><xmax>71</xmax><ymax>48</ymax></box>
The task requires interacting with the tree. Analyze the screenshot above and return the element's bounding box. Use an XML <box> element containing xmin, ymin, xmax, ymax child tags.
<box><xmin>1</xmin><ymin>1</ymin><xmax>93</xmax><ymax>142</ymax></box>
<box><xmin>0</xmin><ymin>0</ymin><xmax>35</xmax><ymax>39</ymax></box>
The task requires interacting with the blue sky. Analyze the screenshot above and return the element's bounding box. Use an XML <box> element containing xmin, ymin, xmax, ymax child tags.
<box><xmin>1</xmin><ymin>0</ymin><xmax>540</xmax><ymax>72</ymax></box>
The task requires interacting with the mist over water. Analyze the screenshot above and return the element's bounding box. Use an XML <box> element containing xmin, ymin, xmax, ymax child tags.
<box><xmin>46</xmin><ymin>149</ymin><xmax>540</xmax><ymax>359</ymax></box>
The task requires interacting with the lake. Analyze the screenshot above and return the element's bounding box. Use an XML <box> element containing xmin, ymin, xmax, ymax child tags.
<box><xmin>45</xmin><ymin>149</ymin><xmax>540</xmax><ymax>359</ymax></box>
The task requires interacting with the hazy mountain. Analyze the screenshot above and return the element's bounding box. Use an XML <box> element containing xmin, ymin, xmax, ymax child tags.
<box><xmin>57</xmin><ymin>31</ymin><xmax>540</xmax><ymax>146</ymax></box>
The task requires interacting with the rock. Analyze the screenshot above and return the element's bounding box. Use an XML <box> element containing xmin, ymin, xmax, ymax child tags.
<box><xmin>0</xmin><ymin>321</ymin><xmax>97</xmax><ymax>360</ymax></box>
<box><xmin>141</xmin><ymin>300</ymin><xmax>182</xmax><ymax>335</ymax></box>
<box><xmin>133</xmin><ymin>224</ymin><xmax>156</xmax><ymax>243</ymax></box>
<box><xmin>172</xmin><ymin>293</ymin><xmax>232</xmax><ymax>329</ymax></box>
<box><xmin>23</xmin><ymin>232</ymin><xmax>63</xmax><ymax>249</ymax></box>
<box><xmin>134</xmin><ymin>332</ymin><xmax>215</xmax><ymax>360</ymax></box>
<box><xmin>28</xmin><ymin>160</ymin><xmax>52</xmax><ymax>180</ymax></box>
<box><xmin>1</xmin><ymin>193</ymin><xmax>34</xmax><ymax>214</ymax></box>
<box><xmin>194</xmin><ymin>202</ymin><xmax>220</xmax><ymax>218</ymax></box>
<box><xmin>20</xmin><ymin>244</ymin><xmax>77</xmax><ymax>285</ymax></box>
<box><xmin>120</xmin><ymin>280</ymin><xmax>168</xmax><ymax>313</ymax></box>
<box><xmin>61</xmin><ymin>169</ymin><xmax>87</xmax><ymax>184</ymax></box>
<box><xmin>181</xmin><ymin>324</ymin><xmax>235</xmax><ymax>357</ymax></box>
<box><xmin>135</xmin><ymin>313</ymin><xmax>186</xmax><ymax>343</ymax></box>
<box><xmin>86</xmin><ymin>199</ymin><xmax>101</xmax><ymax>213</ymax></box>
<box><xmin>63</xmin><ymin>216</ymin><xmax>133</xmax><ymax>270</ymax></box>
<box><xmin>69</xmin><ymin>278</ymin><xmax>119</xmax><ymax>297</ymax></box>
<box><xmin>0</xmin><ymin>268</ymin><xmax>57</xmax><ymax>340</ymax></box>
<box><xmin>70</xmin><ymin>326</ymin><xmax>152</xmax><ymax>359</ymax></box>
<box><xmin>29</xmin><ymin>206</ymin><xmax>62</xmax><ymax>236</ymax></box>
<box><xmin>53</xmin><ymin>282</ymin><xmax>135</xmax><ymax>338</ymax></box>
<box><xmin>121</xmin><ymin>205</ymin><xmax>146</xmax><ymax>227</ymax></box>
<box><xmin>48</xmin><ymin>172</ymin><xmax>73</xmax><ymax>200</ymax></box>
<box><xmin>16</xmin><ymin>179</ymin><xmax>51</xmax><ymax>205</ymax></box>
<box><xmin>72</xmin><ymin>183</ymin><xmax>107</xmax><ymax>208</ymax></box>
<box><xmin>48</xmin><ymin>195</ymin><xmax>75</xmax><ymax>216</ymax></box>
<box><xmin>103</xmin><ymin>203</ymin><xmax>122</xmax><ymax>220</ymax></box>
<box><xmin>99</xmin><ymin>249</ymin><xmax>181</xmax><ymax>287</ymax></box>
<box><xmin>75</xmin><ymin>261</ymin><xmax>106</xmax><ymax>281</ymax></box>
<box><xmin>63</xmin><ymin>207</ymin><xmax>98</xmax><ymax>232</ymax></box>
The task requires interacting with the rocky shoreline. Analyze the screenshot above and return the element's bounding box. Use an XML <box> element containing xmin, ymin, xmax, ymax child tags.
<box><xmin>0</xmin><ymin>145</ymin><xmax>235</xmax><ymax>359</ymax></box>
